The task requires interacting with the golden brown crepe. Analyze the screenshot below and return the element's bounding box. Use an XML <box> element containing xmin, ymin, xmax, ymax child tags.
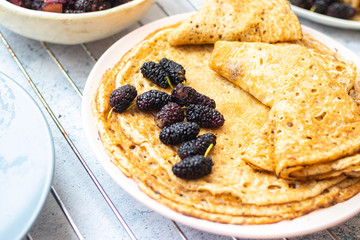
<box><xmin>168</xmin><ymin>0</ymin><xmax>302</xmax><ymax>46</ymax></box>
<box><xmin>209</xmin><ymin>41</ymin><xmax>360</xmax><ymax>180</ymax></box>
<box><xmin>92</xmin><ymin>24</ymin><xmax>360</xmax><ymax>224</ymax></box>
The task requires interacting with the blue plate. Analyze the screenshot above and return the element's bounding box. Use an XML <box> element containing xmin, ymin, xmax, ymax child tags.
<box><xmin>0</xmin><ymin>72</ymin><xmax>54</xmax><ymax>240</ymax></box>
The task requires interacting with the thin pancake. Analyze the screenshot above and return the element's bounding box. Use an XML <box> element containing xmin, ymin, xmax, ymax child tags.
<box><xmin>168</xmin><ymin>0</ymin><xmax>302</xmax><ymax>46</ymax></box>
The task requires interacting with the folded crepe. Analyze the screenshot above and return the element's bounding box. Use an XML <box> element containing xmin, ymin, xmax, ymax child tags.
<box><xmin>168</xmin><ymin>0</ymin><xmax>302</xmax><ymax>46</ymax></box>
<box><xmin>209</xmin><ymin>41</ymin><xmax>360</xmax><ymax>180</ymax></box>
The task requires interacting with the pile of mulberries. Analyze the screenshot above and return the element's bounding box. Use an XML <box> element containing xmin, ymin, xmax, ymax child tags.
<box><xmin>109</xmin><ymin>59</ymin><xmax>226</xmax><ymax>180</ymax></box>
<box><xmin>152</xmin><ymin>82</ymin><xmax>224</xmax><ymax>179</ymax></box>
<box><xmin>7</xmin><ymin>0</ymin><xmax>132</xmax><ymax>13</ymax></box>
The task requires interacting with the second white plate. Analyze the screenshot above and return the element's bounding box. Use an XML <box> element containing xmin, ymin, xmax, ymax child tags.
<box><xmin>82</xmin><ymin>13</ymin><xmax>360</xmax><ymax>239</ymax></box>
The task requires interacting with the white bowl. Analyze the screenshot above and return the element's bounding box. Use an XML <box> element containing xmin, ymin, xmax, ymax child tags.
<box><xmin>0</xmin><ymin>0</ymin><xmax>155</xmax><ymax>44</ymax></box>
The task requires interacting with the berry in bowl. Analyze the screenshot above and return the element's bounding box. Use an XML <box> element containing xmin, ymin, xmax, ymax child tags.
<box><xmin>0</xmin><ymin>0</ymin><xmax>155</xmax><ymax>44</ymax></box>
<box><xmin>7</xmin><ymin>0</ymin><xmax>133</xmax><ymax>13</ymax></box>
<box><xmin>290</xmin><ymin>0</ymin><xmax>358</xmax><ymax>19</ymax></box>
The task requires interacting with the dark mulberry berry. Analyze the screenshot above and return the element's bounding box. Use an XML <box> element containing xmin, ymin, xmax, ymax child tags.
<box><xmin>159</xmin><ymin>58</ymin><xmax>186</xmax><ymax>86</ymax></box>
<box><xmin>136</xmin><ymin>90</ymin><xmax>173</xmax><ymax>111</ymax></box>
<box><xmin>159</xmin><ymin>122</ymin><xmax>200</xmax><ymax>145</ymax></box>
<box><xmin>171</xmin><ymin>83</ymin><xmax>216</xmax><ymax>108</ymax></box>
<box><xmin>140</xmin><ymin>61</ymin><xmax>169</xmax><ymax>89</ymax></box>
<box><xmin>9</xmin><ymin>0</ymin><xmax>130</xmax><ymax>12</ymax></box>
<box><xmin>31</xmin><ymin>0</ymin><xmax>44</xmax><ymax>10</ymax></box>
<box><xmin>109</xmin><ymin>85</ymin><xmax>137</xmax><ymax>113</ymax></box>
<box><xmin>290</xmin><ymin>0</ymin><xmax>314</xmax><ymax>9</ymax></box>
<box><xmin>8</xmin><ymin>0</ymin><xmax>25</xmax><ymax>7</ymax></box>
<box><xmin>326</xmin><ymin>3</ymin><xmax>356</xmax><ymax>19</ymax></box>
<box><xmin>310</xmin><ymin>0</ymin><xmax>330</xmax><ymax>13</ymax></box>
<box><xmin>178</xmin><ymin>133</ymin><xmax>217</xmax><ymax>160</ymax></box>
<box><xmin>24</xmin><ymin>0</ymin><xmax>33</xmax><ymax>8</ymax></box>
<box><xmin>154</xmin><ymin>102</ymin><xmax>185</xmax><ymax>128</ymax></box>
<box><xmin>172</xmin><ymin>155</ymin><xmax>213</xmax><ymax>179</ymax></box>
<box><xmin>91</xmin><ymin>0</ymin><xmax>111</xmax><ymax>11</ymax></box>
<box><xmin>186</xmin><ymin>104</ymin><xmax>224</xmax><ymax>128</ymax></box>
<box><xmin>75</xmin><ymin>0</ymin><xmax>93</xmax><ymax>11</ymax></box>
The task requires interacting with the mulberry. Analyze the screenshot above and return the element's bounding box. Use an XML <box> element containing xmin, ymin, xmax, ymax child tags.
<box><xmin>24</xmin><ymin>0</ymin><xmax>33</xmax><ymax>8</ymax></box>
<box><xmin>74</xmin><ymin>0</ymin><xmax>92</xmax><ymax>11</ymax></box>
<box><xmin>159</xmin><ymin>58</ymin><xmax>186</xmax><ymax>86</ymax></box>
<box><xmin>310</xmin><ymin>0</ymin><xmax>330</xmax><ymax>13</ymax></box>
<box><xmin>136</xmin><ymin>90</ymin><xmax>173</xmax><ymax>111</ymax></box>
<box><xmin>140</xmin><ymin>61</ymin><xmax>169</xmax><ymax>89</ymax></box>
<box><xmin>31</xmin><ymin>0</ymin><xmax>44</xmax><ymax>10</ymax></box>
<box><xmin>172</xmin><ymin>155</ymin><xmax>213</xmax><ymax>179</ymax></box>
<box><xmin>109</xmin><ymin>85</ymin><xmax>137</xmax><ymax>113</ymax></box>
<box><xmin>171</xmin><ymin>83</ymin><xmax>216</xmax><ymax>108</ymax></box>
<box><xmin>159</xmin><ymin>122</ymin><xmax>200</xmax><ymax>145</ymax></box>
<box><xmin>154</xmin><ymin>102</ymin><xmax>185</xmax><ymax>128</ymax></box>
<box><xmin>186</xmin><ymin>104</ymin><xmax>224</xmax><ymax>128</ymax></box>
<box><xmin>290</xmin><ymin>0</ymin><xmax>314</xmax><ymax>9</ymax></box>
<box><xmin>178</xmin><ymin>133</ymin><xmax>216</xmax><ymax>160</ymax></box>
<box><xmin>326</xmin><ymin>2</ymin><xmax>356</xmax><ymax>19</ymax></box>
<box><xmin>91</xmin><ymin>0</ymin><xmax>112</xmax><ymax>11</ymax></box>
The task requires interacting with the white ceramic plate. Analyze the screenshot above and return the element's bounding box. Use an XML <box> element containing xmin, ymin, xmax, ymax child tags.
<box><xmin>291</xmin><ymin>4</ymin><xmax>360</xmax><ymax>30</ymax></box>
<box><xmin>82</xmin><ymin>13</ymin><xmax>360</xmax><ymax>239</ymax></box>
<box><xmin>0</xmin><ymin>72</ymin><xmax>54</xmax><ymax>240</ymax></box>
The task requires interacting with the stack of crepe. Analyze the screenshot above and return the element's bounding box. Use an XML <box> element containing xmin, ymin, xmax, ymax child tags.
<box><xmin>92</xmin><ymin>0</ymin><xmax>360</xmax><ymax>225</ymax></box>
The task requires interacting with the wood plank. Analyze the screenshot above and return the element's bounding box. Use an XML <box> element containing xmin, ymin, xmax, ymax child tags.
<box><xmin>186</xmin><ymin>0</ymin><xmax>204</xmax><ymax>9</ymax></box>
<box><xmin>156</xmin><ymin>0</ymin><xmax>195</xmax><ymax>15</ymax></box>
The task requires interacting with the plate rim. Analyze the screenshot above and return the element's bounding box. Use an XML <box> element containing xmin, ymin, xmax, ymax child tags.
<box><xmin>0</xmin><ymin>72</ymin><xmax>55</xmax><ymax>240</ymax></box>
<box><xmin>291</xmin><ymin>4</ymin><xmax>360</xmax><ymax>30</ymax></box>
<box><xmin>82</xmin><ymin>13</ymin><xmax>360</xmax><ymax>239</ymax></box>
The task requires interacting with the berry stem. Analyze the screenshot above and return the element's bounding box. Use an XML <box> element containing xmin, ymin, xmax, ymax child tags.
<box><xmin>166</xmin><ymin>76</ymin><xmax>174</xmax><ymax>89</ymax></box>
<box><xmin>204</xmin><ymin>143</ymin><xmax>214</xmax><ymax>158</ymax></box>
<box><xmin>126</xmin><ymin>103</ymin><xmax>136</xmax><ymax>111</ymax></box>
<box><xmin>107</xmin><ymin>107</ymin><xmax>114</xmax><ymax>120</ymax></box>
<box><xmin>164</xmin><ymin>154</ymin><xmax>176</xmax><ymax>160</ymax></box>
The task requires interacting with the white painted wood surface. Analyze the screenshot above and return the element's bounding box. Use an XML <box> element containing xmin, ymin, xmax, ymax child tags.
<box><xmin>0</xmin><ymin>1</ymin><xmax>359</xmax><ymax>239</ymax></box>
